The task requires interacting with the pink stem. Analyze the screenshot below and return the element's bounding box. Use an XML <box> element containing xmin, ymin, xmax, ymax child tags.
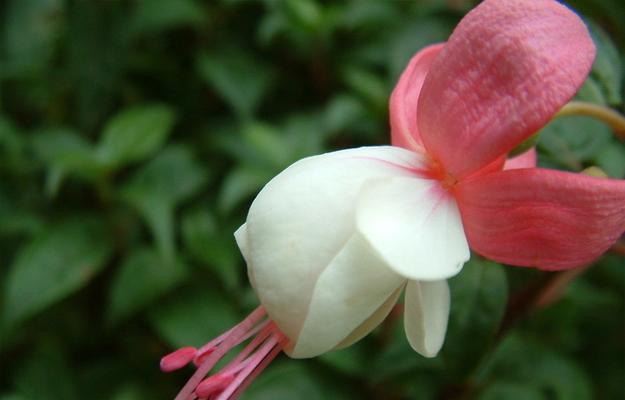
<box><xmin>174</xmin><ymin>306</ymin><xmax>266</xmax><ymax>400</ymax></box>
<box><xmin>214</xmin><ymin>333</ymin><xmax>283</xmax><ymax>400</ymax></box>
<box><xmin>222</xmin><ymin>322</ymin><xmax>273</xmax><ymax>371</ymax></box>
<box><xmin>230</xmin><ymin>336</ymin><xmax>288</xmax><ymax>400</ymax></box>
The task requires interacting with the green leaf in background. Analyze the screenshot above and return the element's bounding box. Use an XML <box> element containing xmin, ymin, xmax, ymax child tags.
<box><xmin>243</xmin><ymin>362</ymin><xmax>326</xmax><ymax>400</ymax></box>
<box><xmin>342</xmin><ymin>66</ymin><xmax>388</xmax><ymax>112</ymax></box>
<box><xmin>1</xmin><ymin>0</ymin><xmax>62</xmax><ymax>78</ymax></box>
<box><xmin>130</xmin><ymin>0</ymin><xmax>205</xmax><ymax>36</ymax></box>
<box><xmin>12</xmin><ymin>343</ymin><xmax>79</xmax><ymax>400</ymax></box>
<box><xmin>576</xmin><ymin>76</ymin><xmax>608</xmax><ymax>105</ymax></box>
<box><xmin>442</xmin><ymin>258</ymin><xmax>508</xmax><ymax>377</ymax></box>
<box><xmin>107</xmin><ymin>248</ymin><xmax>188</xmax><ymax>324</ymax></box>
<box><xmin>0</xmin><ymin>117</ymin><xmax>27</xmax><ymax>173</ymax></box>
<box><xmin>149</xmin><ymin>283</ymin><xmax>239</xmax><ymax>348</ymax></box>
<box><xmin>475</xmin><ymin>334</ymin><xmax>593</xmax><ymax>400</ymax></box>
<box><xmin>241</xmin><ymin>122</ymin><xmax>293</xmax><ymax>169</ymax></box>
<box><xmin>121</xmin><ymin>146</ymin><xmax>207</xmax><ymax>259</ymax></box>
<box><xmin>538</xmin><ymin>115</ymin><xmax>613</xmax><ymax>171</ymax></box>
<box><xmin>31</xmin><ymin>128</ymin><xmax>103</xmax><ymax>195</ymax></box>
<box><xmin>588</xmin><ymin>22</ymin><xmax>623</xmax><ymax>105</ymax></box>
<box><xmin>1</xmin><ymin>218</ymin><xmax>113</xmax><ymax>330</ymax></box>
<box><xmin>593</xmin><ymin>141</ymin><xmax>625</xmax><ymax>178</ymax></box>
<box><xmin>197</xmin><ymin>51</ymin><xmax>274</xmax><ymax>118</ymax></box>
<box><xmin>181</xmin><ymin>208</ymin><xmax>241</xmax><ymax>289</ymax></box>
<box><xmin>478</xmin><ymin>382</ymin><xmax>544</xmax><ymax>400</ymax></box>
<box><xmin>388</xmin><ymin>18</ymin><xmax>454</xmax><ymax>80</ymax></box>
<box><xmin>97</xmin><ymin>104</ymin><xmax>176</xmax><ymax>170</ymax></box>
<box><xmin>218</xmin><ymin>166</ymin><xmax>275</xmax><ymax>215</ymax></box>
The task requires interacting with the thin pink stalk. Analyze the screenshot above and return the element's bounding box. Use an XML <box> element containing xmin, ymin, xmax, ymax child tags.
<box><xmin>223</xmin><ymin>322</ymin><xmax>274</xmax><ymax>370</ymax></box>
<box><xmin>193</xmin><ymin>307</ymin><xmax>267</xmax><ymax>365</ymax></box>
<box><xmin>174</xmin><ymin>306</ymin><xmax>266</xmax><ymax>400</ymax></box>
<box><xmin>214</xmin><ymin>332</ymin><xmax>284</xmax><ymax>400</ymax></box>
<box><xmin>230</xmin><ymin>336</ymin><xmax>288</xmax><ymax>400</ymax></box>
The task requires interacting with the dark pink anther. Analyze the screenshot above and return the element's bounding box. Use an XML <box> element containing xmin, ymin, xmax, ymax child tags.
<box><xmin>160</xmin><ymin>346</ymin><xmax>198</xmax><ymax>372</ymax></box>
<box><xmin>196</xmin><ymin>372</ymin><xmax>235</xmax><ymax>398</ymax></box>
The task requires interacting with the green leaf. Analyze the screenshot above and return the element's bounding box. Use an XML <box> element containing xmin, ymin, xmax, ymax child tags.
<box><xmin>241</xmin><ymin>122</ymin><xmax>292</xmax><ymax>169</ymax></box>
<box><xmin>131</xmin><ymin>0</ymin><xmax>205</xmax><ymax>35</ymax></box>
<box><xmin>197</xmin><ymin>51</ymin><xmax>274</xmax><ymax>118</ymax></box>
<box><xmin>107</xmin><ymin>248</ymin><xmax>188</xmax><ymax>324</ymax></box>
<box><xmin>31</xmin><ymin>128</ymin><xmax>103</xmax><ymax>194</ymax></box>
<box><xmin>342</xmin><ymin>66</ymin><xmax>388</xmax><ymax>111</ymax></box>
<box><xmin>13</xmin><ymin>344</ymin><xmax>79</xmax><ymax>400</ymax></box>
<box><xmin>322</xmin><ymin>94</ymin><xmax>367</xmax><ymax>137</ymax></box>
<box><xmin>244</xmin><ymin>362</ymin><xmax>327</xmax><ymax>400</ymax></box>
<box><xmin>97</xmin><ymin>104</ymin><xmax>176</xmax><ymax>169</ymax></box>
<box><xmin>475</xmin><ymin>335</ymin><xmax>593</xmax><ymax>400</ymax></box>
<box><xmin>2</xmin><ymin>0</ymin><xmax>62</xmax><ymax>78</ymax></box>
<box><xmin>0</xmin><ymin>117</ymin><xmax>27</xmax><ymax>172</ymax></box>
<box><xmin>576</xmin><ymin>76</ymin><xmax>608</xmax><ymax>105</ymax></box>
<box><xmin>281</xmin><ymin>0</ymin><xmax>322</xmax><ymax>32</ymax></box>
<box><xmin>181</xmin><ymin>209</ymin><xmax>240</xmax><ymax>289</ymax></box>
<box><xmin>217</xmin><ymin>166</ymin><xmax>274</xmax><ymax>214</ymax></box>
<box><xmin>593</xmin><ymin>141</ymin><xmax>625</xmax><ymax>178</ymax></box>
<box><xmin>121</xmin><ymin>146</ymin><xmax>207</xmax><ymax>258</ymax></box>
<box><xmin>479</xmin><ymin>382</ymin><xmax>544</xmax><ymax>400</ymax></box>
<box><xmin>149</xmin><ymin>283</ymin><xmax>239</xmax><ymax>348</ymax></box>
<box><xmin>388</xmin><ymin>18</ymin><xmax>454</xmax><ymax>80</ymax></box>
<box><xmin>588</xmin><ymin>22</ymin><xmax>623</xmax><ymax>106</ymax></box>
<box><xmin>442</xmin><ymin>258</ymin><xmax>507</xmax><ymax>377</ymax></box>
<box><xmin>538</xmin><ymin>115</ymin><xmax>612</xmax><ymax>170</ymax></box>
<box><xmin>2</xmin><ymin>218</ymin><xmax>113</xmax><ymax>330</ymax></box>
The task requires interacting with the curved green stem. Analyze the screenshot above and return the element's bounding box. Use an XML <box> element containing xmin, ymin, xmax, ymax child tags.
<box><xmin>557</xmin><ymin>101</ymin><xmax>625</xmax><ymax>139</ymax></box>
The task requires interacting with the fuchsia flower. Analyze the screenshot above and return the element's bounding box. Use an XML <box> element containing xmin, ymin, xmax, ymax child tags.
<box><xmin>161</xmin><ymin>1</ymin><xmax>625</xmax><ymax>398</ymax></box>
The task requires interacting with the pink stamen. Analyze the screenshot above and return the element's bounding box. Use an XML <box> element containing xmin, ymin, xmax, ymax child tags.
<box><xmin>162</xmin><ymin>306</ymin><xmax>288</xmax><ymax>400</ymax></box>
<box><xmin>214</xmin><ymin>331</ymin><xmax>285</xmax><ymax>400</ymax></box>
<box><xmin>160</xmin><ymin>346</ymin><xmax>198</xmax><ymax>372</ymax></box>
<box><xmin>196</xmin><ymin>372</ymin><xmax>235</xmax><ymax>397</ymax></box>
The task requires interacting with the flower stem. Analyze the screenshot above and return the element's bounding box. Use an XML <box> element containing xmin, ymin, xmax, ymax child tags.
<box><xmin>557</xmin><ymin>101</ymin><xmax>625</xmax><ymax>139</ymax></box>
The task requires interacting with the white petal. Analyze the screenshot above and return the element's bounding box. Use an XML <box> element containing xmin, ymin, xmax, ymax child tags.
<box><xmin>356</xmin><ymin>177</ymin><xmax>469</xmax><ymax>281</ymax></box>
<box><xmin>334</xmin><ymin>284</ymin><xmax>404</xmax><ymax>350</ymax></box>
<box><xmin>246</xmin><ymin>146</ymin><xmax>427</xmax><ymax>344</ymax></box>
<box><xmin>234</xmin><ymin>224</ymin><xmax>249</xmax><ymax>263</ymax></box>
<box><xmin>404</xmin><ymin>279</ymin><xmax>449</xmax><ymax>357</ymax></box>
<box><xmin>289</xmin><ymin>233</ymin><xmax>405</xmax><ymax>358</ymax></box>
<box><xmin>234</xmin><ymin>223</ymin><xmax>257</xmax><ymax>289</ymax></box>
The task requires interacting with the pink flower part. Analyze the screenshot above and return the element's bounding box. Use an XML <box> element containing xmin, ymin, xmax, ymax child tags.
<box><xmin>389</xmin><ymin>0</ymin><xmax>625</xmax><ymax>270</ymax></box>
<box><xmin>390</xmin><ymin>44</ymin><xmax>444</xmax><ymax>151</ymax></box>
<box><xmin>503</xmin><ymin>148</ymin><xmax>538</xmax><ymax>170</ymax></box>
<box><xmin>456</xmin><ymin>169</ymin><xmax>625</xmax><ymax>270</ymax></box>
<box><xmin>160</xmin><ymin>347</ymin><xmax>198</xmax><ymax>372</ymax></box>
<box><xmin>160</xmin><ymin>306</ymin><xmax>287</xmax><ymax>400</ymax></box>
<box><xmin>417</xmin><ymin>0</ymin><xmax>596</xmax><ymax>180</ymax></box>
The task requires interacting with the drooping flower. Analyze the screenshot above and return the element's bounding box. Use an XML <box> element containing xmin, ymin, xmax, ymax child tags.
<box><xmin>161</xmin><ymin>0</ymin><xmax>625</xmax><ymax>398</ymax></box>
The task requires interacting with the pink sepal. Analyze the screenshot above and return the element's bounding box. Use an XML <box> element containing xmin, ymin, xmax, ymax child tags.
<box><xmin>456</xmin><ymin>168</ymin><xmax>625</xmax><ymax>270</ymax></box>
<box><xmin>504</xmin><ymin>148</ymin><xmax>538</xmax><ymax>170</ymax></box>
<box><xmin>418</xmin><ymin>0</ymin><xmax>595</xmax><ymax>179</ymax></box>
<box><xmin>389</xmin><ymin>44</ymin><xmax>444</xmax><ymax>151</ymax></box>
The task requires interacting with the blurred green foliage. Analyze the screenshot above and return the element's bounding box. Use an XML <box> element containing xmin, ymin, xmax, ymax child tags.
<box><xmin>0</xmin><ymin>0</ymin><xmax>623</xmax><ymax>399</ymax></box>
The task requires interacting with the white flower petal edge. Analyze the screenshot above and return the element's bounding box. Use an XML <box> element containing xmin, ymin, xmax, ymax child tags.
<box><xmin>292</xmin><ymin>233</ymin><xmax>405</xmax><ymax>358</ymax></box>
<box><xmin>356</xmin><ymin>177</ymin><xmax>469</xmax><ymax>280</ymax></box>
<box><xmin>334</xmin><ymin>284</ymin><xmax>404</xmax><ymax>350</ymax></box>
<box><xmin>404</xmin><ymin>279</ymin><xmax>450</xmax><ymax>357</ymax></box>
<box><xmin>243</xmin><ymin>146</ymin><xmax>428</xmax><ymax>348</ymax></box>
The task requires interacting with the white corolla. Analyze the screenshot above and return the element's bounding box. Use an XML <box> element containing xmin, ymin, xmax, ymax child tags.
<box><xmin>235</xmin><ymin>146</ymin><xmax>469</xmax><ymax>358</ymax></box>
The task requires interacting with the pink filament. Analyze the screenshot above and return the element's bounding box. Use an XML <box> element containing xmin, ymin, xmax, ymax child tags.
<box><xmin>160</xmin><ymin>306</ymin><xmax>287</xmax><ymax>400</ymax></box>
